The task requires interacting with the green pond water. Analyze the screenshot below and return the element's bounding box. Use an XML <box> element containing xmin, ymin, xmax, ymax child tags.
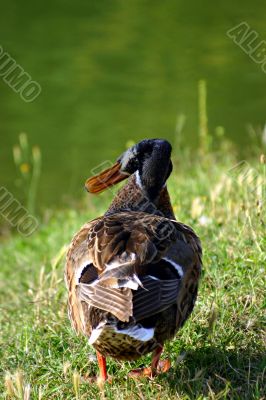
<box><xmin>0</xmin><ymin>0</ymin><xmax>265</xmax><ymax>209</ymax></box>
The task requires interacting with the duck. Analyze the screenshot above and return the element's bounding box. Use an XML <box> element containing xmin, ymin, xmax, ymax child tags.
<box><xmin>65</xmin><ymin>139</ymin><xmax>202</xmax><ymax>381</ymax></box>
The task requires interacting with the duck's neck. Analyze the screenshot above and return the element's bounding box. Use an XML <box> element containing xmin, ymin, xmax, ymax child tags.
<box><xmin>106</xmin><ymin>173</ymin><xmax>175</xmax><ymax>219</ymax></box>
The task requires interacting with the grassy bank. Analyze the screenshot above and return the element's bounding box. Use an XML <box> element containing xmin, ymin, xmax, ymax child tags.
<box><xmin>0</xmin><ymin>153</ymin><xmax>265</xmax><ymax>400</ymax></box>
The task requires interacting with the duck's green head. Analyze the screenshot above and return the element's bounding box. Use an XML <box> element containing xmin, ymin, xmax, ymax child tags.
<box><xmin>85</xmin><ymin>139</ymin><xmax>172</xmax><ymax>198</ymax></box>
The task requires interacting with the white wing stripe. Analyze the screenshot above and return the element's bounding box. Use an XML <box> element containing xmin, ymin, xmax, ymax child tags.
<box><xmin>163</xmin><ymin>257</ymin><xmax>184</xmax><ymax>277</ymax></box>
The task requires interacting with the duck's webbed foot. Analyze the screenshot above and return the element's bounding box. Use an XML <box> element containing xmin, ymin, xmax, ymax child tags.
<box><xmin>128</xmin><ymin>346</ymin><xmax>171</xmax><ymax>379</ymax></box>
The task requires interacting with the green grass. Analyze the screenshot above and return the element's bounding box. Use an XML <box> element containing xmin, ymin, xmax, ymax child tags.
<box><xmin>0</xmin><ymin>152</ymin><xmax>265</xmax><ymax>399</ymax></box>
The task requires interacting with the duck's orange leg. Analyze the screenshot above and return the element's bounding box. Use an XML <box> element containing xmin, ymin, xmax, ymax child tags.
<box><xmin>151</xmin><ymin>346</ymin><xmax>163</xmax><ymax>371</ymax></box>
<box><xmin>128</xmin><ymin>345</ymin><xmax>171</xmax><ymax>379</ymax></box>
<box><xmin>97</xmin><ymin>351</ymin><xmax>108</xmax><ymax>381</ymax></box>
<box><xmin>152</xmin><ymin>346</ymin><xmax>171</xmax><ymax>374</ymax></box>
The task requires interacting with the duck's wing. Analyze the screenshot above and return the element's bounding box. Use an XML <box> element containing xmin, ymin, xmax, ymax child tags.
<box><xmin>65</xmin><ymin>212</ymin><xmax>202</xmax><ymax>333</ymax></box>
<box><xmin>86</xmin><ymin>211</ymin><xmax>178</xmax><ymax>272</ymax></box>
<box><xmin>65</xmin><ymin>219</ymin><xmax>100</xmax><ymax>334</ymax></box>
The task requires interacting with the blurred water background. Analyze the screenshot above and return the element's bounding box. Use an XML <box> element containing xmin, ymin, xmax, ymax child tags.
<box><xmin>0</xmin><ymin>0</ymin><xmax>265</xmax><ymax>209</ymax></box>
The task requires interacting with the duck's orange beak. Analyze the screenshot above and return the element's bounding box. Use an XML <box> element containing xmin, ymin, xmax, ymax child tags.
<box><xmin>85</xmin><ymin>161</ymin><xmax>129</xmax><ymax>194</ymax></box>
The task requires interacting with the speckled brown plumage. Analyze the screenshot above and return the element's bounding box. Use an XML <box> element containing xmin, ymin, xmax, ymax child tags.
<box><xmin>65</xmin><ymin>200</ymin><xmax>201</xmax><ymax>359</ymax></box>
<box><xmin>65</xmin><ymin>139</ymin><xmax>202</xmax><ymax>379</ymax></box>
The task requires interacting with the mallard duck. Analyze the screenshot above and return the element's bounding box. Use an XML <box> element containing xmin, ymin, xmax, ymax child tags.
<box><xmin>65</xmin><ymin>139</ymin><xmax>202</xmax><ymax>380</ymax></box>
